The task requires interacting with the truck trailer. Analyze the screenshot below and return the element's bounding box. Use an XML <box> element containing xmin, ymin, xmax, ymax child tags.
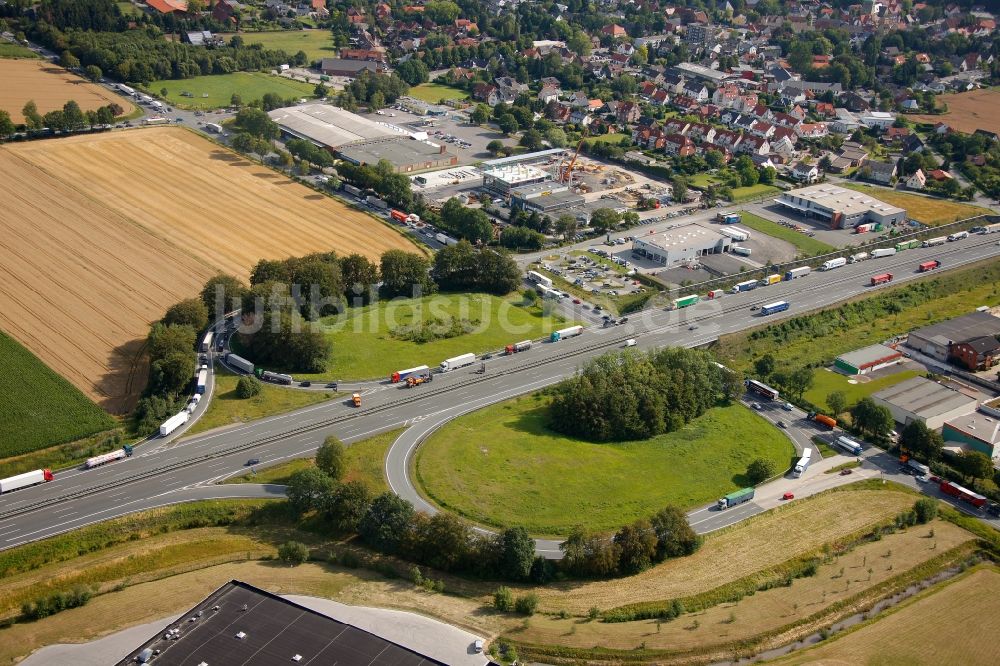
<box><xmin>0</xmin><ymin>469</ymin><xmax>54</xmax><ymax>493</ymax></box>
<box><xmin>821</xmin><ymin>257</ymin><xmax>847</xmax><ymax>271</ymax></box>
<box><xmin>895</xmin><ymin>239</ymin><xmax>921</xmax><ymax>251</ymax></box>
<box><xmin>390</xmin><ymin>209</ymin><xmax>409</xmax><ymax>223</ymax></box>
<box><xmin>225</xmin><ymin>353</ymin><xmax>254</xmax><ymax>375</ymax></box>
<box><xmin>947</xmin><ymin>231</ymin><xmax>969</xmax><ymax>242</ymax></box>
<box><xmin>784</xmin><ymin>266</ymin><xmax>811</xmax><ymax>281</ymax></box>
<box><xmin>760</xmin><ymin>301</ymin><xmax>790</xmax><ymax>315</ymax></box>
<box><xmin>732</xmin><ymin>280</ymin><xmax>758</xmax><ymax>294</ymax></box>
<box><xmin>871</xmin><ymin>248</ymin><xmax>897</xmax><ymax>258</ymax></box>
<box><xmin>870</xmin><ymin>273</ymin><xmax>893</xmax><ymax>286</ymax></box>
<box><xmin>813</xmin><ymin>413</ymin><xmax>837</xmax><ymax>429</ymax></box>
<box><xmin>390</xmin><ymin>365</ymin><xmax>430</xmax><ymax>383</ymax></box>
<box><xmin>719</xmin><ymin>227</ymin><xmax>750</xmax><ymax>242</ymax></box>
<box><xmin>731</xmin><ymin>245</ymin><xmax>752</xmax><ymax>257</ymax></box>
<box><xmin>939</xmin><ymin>480</ymin><xmax>986</xmax><ymax>508</ymax></box>
<box><xmin>440</xmin><ymin>352</ymin><xmax>476</xmax><ymax>371</ymax></box>
<box><xmin>919</xmin><ymin>260</ymin><xmax>941</xmax><ymax>272</ymax></box>
<box><xmin>718</xmin><ymin>487</ymin><xmax>754</xmax><ymax>510</ymax></box>
<box><xmin>261</xmin><ymin>370</ymin><xmax>293</xmax><ymax>385</ymax></box>
<box><xmin>673</xmin><ymin>294</ymin><xmax>699</xmax><ymax>308</ymax></box>
<box><xmin>922</xmin><ymin>237</ymin><xmax>946</xmax><ymax>248</ymax></box>
<box><xmin>505</xmin><ymin>340</ymin><xmax>532</xmax><ymax>354</ymax></box>
<box><xmin>793</xmin><ymin>448</ymin><xmax>813</xmax><ymax>477</ymax></box>
<box><xmin>550</xmin><ymin>325</ymin><xmax>584</xmax><ymax>342</ymax></box>
<box><xmin>85</xmin><ymin>446</ymin><xmax>133</xmax><ymax>469</ymax></box>
<box><xmin>526</xmin><ymin>270</ymin><xmax>553</xmax><ymax>289</ymax></box>
<box><xmin>159</xmin><ymin>411</ymin><xmax>189</xmax><ymax>437</ymax></box>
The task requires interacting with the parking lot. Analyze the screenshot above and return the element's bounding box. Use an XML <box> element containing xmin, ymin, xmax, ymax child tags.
<box><xmin>356</xmin><ymin>106</ymin><xmax>508</xmax><ymax>166</ymax></box>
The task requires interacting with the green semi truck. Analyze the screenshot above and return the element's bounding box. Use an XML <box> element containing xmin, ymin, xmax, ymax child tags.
<box><xmin>718</xmin><ymin>487</ymin><xmax>755</xmax><ymax>510</ymax></box>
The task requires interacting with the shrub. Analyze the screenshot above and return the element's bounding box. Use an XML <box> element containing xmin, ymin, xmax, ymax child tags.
<box><xmin>235</xmin><ymin>375</ymin><xmax>262</xmax><ymax>398</ymax></box>
<box><xmin>913</xmin><ymin>498</ymin><xmax>939</xmax><ymax>524</ymax></box>
<box><xmin>515</xmin><ymin>593</ymin><xmax>539</xmax><ymax>616</ymax></box>
<box><xmin>277</xmin><ymin>540</ymin><xmax>309</xmax><ymax>565</ymax></box>
<box><xmin>493</xmin><ymin>586</ymin><xmax>515</xmax><ymax>612</ymax></box>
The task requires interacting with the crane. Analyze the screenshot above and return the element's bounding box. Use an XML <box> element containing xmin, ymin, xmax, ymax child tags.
<box><xmin>559</xmin><ymin>139</ymin><xmax>585</xmax><ymax>183</ymax></box>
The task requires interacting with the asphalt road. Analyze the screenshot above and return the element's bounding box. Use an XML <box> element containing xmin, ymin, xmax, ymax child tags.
<box><xmin>1</xmin><ymin>236</ymin><xmax>998</xmax><ymax>552</ymax></box>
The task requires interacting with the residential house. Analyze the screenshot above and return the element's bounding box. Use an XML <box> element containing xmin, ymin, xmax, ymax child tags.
<box><xmin>147</xmin><ymin>0</ymin><xmax>188</xmax><ymax>14</ymax></box>
<box><xmin>617</xmin><ymin>101</ymin><xmax>641</xmax><ymax>124</ymax></box>
<box><xmin>311</xmin><ymin>0</ymin><xmax>330</xmax><ymax>18</ymax></box>
<box><xmin>473</xmin><ymin>83</ymin><xmax>500</xmax><ymax>106</ymax></box>
<box><xmin>751</xmin><ymin>120</ymin><xmax>775</xmax><ymax>138</ymax></box>
<box><xmin>928</xmin><ymin>168</ymin><xmax>953</xmax><ymax>181</ymax></box>
<box><xmin>906</xmin><ymin>169</ymin><xmax>927</xmax><ymax>190</ymax></box>
<box><xmin>538</xmin><ymin>84</ymin><xmax>561</xmax><ymax>104</ymax></box>
<box><xmin>682</xmin><ymin>81</ymin><xmax>709</xmax><ymax>102</ymax></box>
<box><xmin>184</xmin><ymin>30</ymin><xmax>220</xmax><ymax>46</ymax></box>
<box><xmin>739</xmin><ymin>135</ymin><xmax>770</xmax><ymax>155</ymax></box>
<box><xmin>687</xmin><ymin>122</ymin><xmax>716</xmax><ymax>143</ymax></box>
<box><xmin>770</xmin><ymin>134</ymin><xmax>797</xmax><ymax>161</ymax></box>
<box><xmin>864</xmin><ymin>160</ymin><xmax>898</xmax><ymax>185</ymax></box>
<box><xmin>651</xmin><ymin>89</ymin><xmax>671</xmax><ymax>106</ymax></box>
<box><xmin>212</xmin><ymin>0</ymin><xmax>241</xmax><ymax>24</ymax></box>
<box><xmin>568</xmin><ymin>91</ymin><xmax>591</xmax><ymax>108</ymax></box>
<box><xmin>795</xmin><ymin>122</ymin><xmax>829</xmax><ymax>138</ymax></box>
<box><xmin>791</xmin><ymin>162</ymin><xmax>820</xmax><ymax>183</ymax></box>
<box><xmin>663</xmin><ymin>134</ymin><xmax>696</xmax><ymax>156</ymax></box>
<box><xmin>602</xmin><ymin>24</ymin><xmax>627</xmax><ymax>38</ymax></box>
<box><xmin>570</xmin><ymin>109</ymin><xmax>593</xmax><ymax>126</ymax></box>
<box><xmin>901</xmin><ymin>134</ymin><xmax>925</xmax><ymax>154</ymax></box>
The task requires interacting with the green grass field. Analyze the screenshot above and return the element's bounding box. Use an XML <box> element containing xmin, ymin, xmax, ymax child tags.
<box><xmin>238</xmin><ymin>29</ymin><xmax>338</xmax><ymax>62</ymax></box>
<box><xmin>584</xmin><ymin>132</ymin><xmax>626</xmax><ymax>145</ymax></box>
<box><xmin>147</xmin><ymin>72</ymin><xmax>317</xmax><ymax>110</ymax></box>
<box><xmin>729</xmin><ymin>183</ymin><xmax>781</xmax><ymax>202</ymax></box>
<box><xmin>842</xmin><ymin>183</ymin><xmax>990</xmax><ymax>226</ymax></box>
<box><xmin>737</xmin><ymin>211</ymin><xmax>837</xmax><ymax>256</ymax></box>
<box><xmin>408</xmin><ymin>82</ymin><xmax>468</xmax><ymax>104</ymax></box>
<box><xmin>0</xmin><ymin>331</ymin><xmax>116</xmax><ymax>459</ymax></box>
<box><xmin>224</xmin><ymin>428</ymin><xmax>400</xmax><ymax>493</ymax></box>
<box><xmin>116</xmin><ymin>1</ymin><xmax>141</xmax><ymax>17</ymax></box>
<box><xmin>0</xmin><ymin>42</ymin><xmax>39</xmax><ymax>59</ymax></box>
<box><xmin>415</xmin><ymin>396</ymin><xmax>794</xmax><ymax>535</ymax></box>
<box><xmin>183</xmin><ymin>370</ymin><xmax>333</xmax><ymax>437</ymax></box>
<box><xmin>804</xmin><ymin>368</ymin><xmax>922</xmax><ymax>413</ymax></box>
<box><xmin>269</xmin><ymin>293</ymin><xmax>570</xmax><ymax>380</ymax></box>
<box><xmin>689</xmin><ymin>173</ymin><xmax>723</xmax><ymax>188</ymax></box>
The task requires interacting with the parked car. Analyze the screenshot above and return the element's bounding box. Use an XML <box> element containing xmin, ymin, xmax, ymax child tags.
<box><xmin>572</xmin><ymin>298</ymin><xmax>581</xmax><ymax>304</ymax></box>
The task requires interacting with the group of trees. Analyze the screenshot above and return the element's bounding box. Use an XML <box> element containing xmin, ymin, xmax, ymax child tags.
<box><xmin>438</xmin><ymin>197</ymin><xmax>493</xmax><ymax>244</ymax></box>
<box><xmin>561</xmin><ymin>505</ymin><xmax>701</xmax><ymax>577</ymax></box>
<box><xmin>230</xmin><ymin>107</ymin><xmax>280</xmax><ymax>157</ymax></box>
<box><xmin>431</xmin><ymin>241</ymin><xmax>521</xmax><ymax>295</ymax></box>
<box><xmin>336</xmin><ymin>70</ymin><xmax>409</xmax><ymax>111</ymax></box>
<box><xmin>6</xmin><ymin>99</ymin><xmax>120</xmax><ymax>136</ymax></box>
<box><xmin>753</xmin><ymin>354</ymin><xmax>815</xmax><ymax>402</ymax></box>
<box><xmin>549</xmin><ymin>348</ymin><xmax>743</xmax><ymax>443</ymax></box>
<box><xmin>336</xmin><ymin>159</ymin><xmax>413</xmax><ymax>211</ymax></box>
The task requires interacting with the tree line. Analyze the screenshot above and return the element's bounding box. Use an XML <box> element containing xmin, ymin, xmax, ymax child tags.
<box><xmin>0</xmin><ymin>99</ymin><xmax>120</xmax><ymax>138</ymax></box>
<box><xmin>549</xmin><ymin>348</ymin><xmax>744</xmax><ymax>442</ymax></box>
<box><xmin>287</xmin><ymin>436</ymin><xmax>699</xmax><ymax>583</ymax></box>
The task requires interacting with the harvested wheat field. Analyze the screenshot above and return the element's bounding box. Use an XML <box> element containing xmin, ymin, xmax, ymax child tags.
<box><xmin>912</xmin><ymin>88</ymin><xmax>1000</xmax><ymax>135</ymax></box>
<box><xmin>0</xmin><ymin>59</ymin><xmax>135</xmax><ymax>123</ymax></box>
<box><xmin>0</xmin><ymin>128</ymin><xmax>419</xmax><ymax>412</ymax></box>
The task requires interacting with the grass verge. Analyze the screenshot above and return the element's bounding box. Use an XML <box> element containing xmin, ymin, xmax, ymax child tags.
<box><xmin>147</xmin><ymin>72</ymin><xmax>317</xmax><ymax>109</ymax></box>
<box><xmin>415</xmin><ymin>395</ymin><xmax>794</xmax><ymax>535</ymax></box>
<box><xmin>841</xmin><ymin>183</ymin><xmax>991</xmax><ymax>226</ymax></box>
<box><xmin>0</xmin><ymin>42</ymin><xmax>39</xmax><ymax>58</ymax></box>
<box><xmin>736</xmin><ymin>210</ymin><xmax>837</xmax><ymax>256</ymax></box>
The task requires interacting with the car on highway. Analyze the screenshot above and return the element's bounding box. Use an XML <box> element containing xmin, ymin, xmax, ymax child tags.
<box><xmin>246</xmin><ymin>458</ymin><xmax>260</xmax><ymax>466</ymax></box>
<box><xmin>777</xmin><ymin>421</ymin><xmax>787</xmax><ymax>428</ymax></box>
<box><xmin>688</xmin><ymin>324</ymin><xmax>699</xmax><ymax>330</ymax></box>
<box><xmin>782</xmin><ymin>402</ymin><xmax>793</xmax><ymax>411</ymax></box>
<box><xmin>325</xmin><ymin>382</ymin><xmax>338</xmax><ymax>389</ymax></box>
<box><xmin>782</xmin><ymin>492</ymin><xmax>795</xmax><ymax>500</ymax></box>
<box><xmin>624</xmin><ymin>338</ymin><xmax>637</xmax><ymax>347</ymax></box>
<box><xmin>300</xmin><ymin>381</ymin><xmax>311</xmax><ymax>387</ymax></box>
<box><xmin>572</xmin><ymin>298</ymin><xmax>581</xmax><ymax>304</ymax></box>
<box><xmin>752</xmin><ymin>402</ymin><xmax>762</xmax><ymax>410</ymax></box>
<box><xmin>840</xmin><ymin>468</ymin><xmax>853</xmax><ymax>476</ymax></box>
<box><xmin>750</xmin><ymin>305</ymin><xmax>759</xmax><ymax>311</ymax></box>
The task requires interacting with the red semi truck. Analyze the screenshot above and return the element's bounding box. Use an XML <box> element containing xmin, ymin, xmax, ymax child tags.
<box><xmin>939</xmin><ymin>480</ymin><xmax>986</xmax><ymax>508</ymax></box>
<box><xmin>390</xmin><ymin>209</ymin><xmax>408</xmax><ymax>223</ymax></box>
<box><xmin>870</xmin><ymin>273</ymin><xmax>893</xmax><ymax>286</ymax></box>
<box><xmin>918</xmin><ymin>260</ymin><xmax>941</xmax><ymax>272</ymax></box>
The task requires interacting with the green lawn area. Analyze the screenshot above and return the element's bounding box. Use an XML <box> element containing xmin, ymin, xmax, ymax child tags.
<box><xmin>238</xmin><ymin>29</ymin><xmax>337</xmax><ymax>62</ymax></box>
<box><xmin>585</xmin><ymin>132</ymin><xmax>627</xmax><ymax>145</ymax></box>
<box><xmin>842</xmin><ymin>183</ymin><xmax>990</xmax><ymax>226</ymax></box>
<box><xmin>224</xmin><ymin>427</ymin><xmax>400</xmax><ymax>493</ymax></box>
<box><xmin>729</xmin><ymin>183</ymin><xmax>781</xmax><ymax>202</ymax></box>
<box><xmin>0</xmin><ymin>42</ymin><xmax>39</xmax><ymax>59</ymax></box>
<box><xmin>183</xmin><ymin>370</ymin><xmax>334</xmax><ymax>437</ymax></box>
<box><xmin>0</xmin><ymin>331</ymin><xmax>116</xmax><ymax>459</ymax></box>
<box><xmin>415</xmin><ymin>396</ymin><xmax>795</xmax><ymax>535</ymax></box>
<box><xmin>116</xmin><ymin>1</ymin><xmax>141</xmax><ymax>17</ymax></box>
<box><xmin>408</xmin><ymin>82</ymin><xmax>468</xmax><ymax>104</ymax></box>
<box><xmin>737</xmin><ymin>211</ymin><xmax>837</xmax><ymax>256</ymax></box>
<box><xmin>689</xmin><ymin>173</ymin><xmax>723</xmax><ymax>188</ymax></box>
<box><xmin>804</xmin><ymin>368</ymin><xmax>922</xmax><ymax>413</ymax></box>
<box><xmin>147</xmin><ymin>72</ymin><xmax>317</xmax><ymax>110</ymax></box>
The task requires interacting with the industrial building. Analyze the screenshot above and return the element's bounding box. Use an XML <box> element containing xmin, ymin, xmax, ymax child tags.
<box><xmin>117</xmin><ymin>581</ymin><xmax>448</xmax><ymax>666</ymax></box>
<box><xmin>943</xmin><ymin>412</ymin><xmax>1000</xmax><ymax>458</ymax></box>
<box><xmin>906</xmin><ymin>311</ymin><xmax>1000</xmax><ymax>363</ymax></box>
<box><xmin>870</xmin><ymin>376</ymin><xmax>979</xmax><ymax>430</ymax></box>
<box><xmin>338</xmin><ymin>136</ymin><xmax>458</xmax><ymax>173</ymax></box>
<box><xmin>481</xmin><ymin>163</ymin><xmax>552</xmax><ymax>195</ymax></box>
<box><xmin>833</xmin><ymin>344</ymin><xmax>903</xmax><ymax>375</ymax></box>
<box><xmin>509</xmin><ymin>181</ymin><xmax>585</xmax><ymax>213</ymax></box>
<box><xmin>632</xmin><ymin>223</ymin><xmax>732</xmax><ymax>266</ymax></box>
<box><xmin>775</xmin><ymin>184</ymin><xmax>907</xmax><ymax>229</ymax></box>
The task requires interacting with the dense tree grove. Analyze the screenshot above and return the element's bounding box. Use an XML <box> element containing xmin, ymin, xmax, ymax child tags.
<box><xmin>431</xmin><ymin>242</ymin><xmax>522</xmax><ymax>295</ymax></box>
<box><xmin>438</xmin><ymin>198</ymin><xmax>493</xmax><ymax>244</ymax></box>
<box><xmin>337</xmin><ymin>159</ymin><xmax>413</xmax><ymax>211</ymax></box>
<box><xmin>549</xmin><ymin>348</ymin><xmax>743</xmax><ymax>442</ymax></box>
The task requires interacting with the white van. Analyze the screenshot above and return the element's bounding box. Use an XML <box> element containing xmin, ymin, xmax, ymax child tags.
<box><xmin>624</xmin><ymin>339</ymin><xmax>637</xmax><ymax>347</ymax></box>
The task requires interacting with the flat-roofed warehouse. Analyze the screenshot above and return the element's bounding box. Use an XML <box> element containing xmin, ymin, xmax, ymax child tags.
<box><xmin>834</xmin><ymin>343</ymin><xmax>903</xmax><ymax>375</ymax></box>
<box><xmin>632</xmin><ymin>223</ymin><xmax>732</xmax><ymax>266</ymax></box>
<box><xmin>509</xmin><ymin>181</ymin><xmax>585</xmax><ymax>213</ymax></box>
<box><xmin>338</xmin><ymin>136</ymin><xmax>458</xmax><ymax>173</ymax></box>
<box><xmin>117</xmin><ymin>581</ymin><xmax>452</xmax><ymax>666</ymax></box>
<box><xmin>870</xmin><ymin>376</ymin><xmax>978</xmax><ymax>430</ymax></box>
<box><xmin>775</xmin><ymin>184</ymin><xmax>906</xmax><ymax>229</ymax></box>
<box><xmin>481</xmin><ymin>163</ymin><xmax>551</xmax><ymax>195</ymax></box>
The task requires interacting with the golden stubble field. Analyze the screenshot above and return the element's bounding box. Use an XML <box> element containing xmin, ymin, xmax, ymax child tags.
<box><xmin>0</xmin><ymin>128</ymin><xmax>420</xmax><ymax>412</ymax></box>
<box><xmin>911</xmin><ymin>88</ymin><xmax>1000</xmax><ymax>135</ymax></box>
<box><xmin>0</xmin><ymin>59</ymin><xmax>136</xmax><ymax>123</ymax></box>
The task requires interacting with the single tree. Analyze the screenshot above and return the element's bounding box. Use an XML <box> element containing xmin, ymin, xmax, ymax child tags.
<box><xmin>358</xmin><ymin>492</ymin><xmax>415</xmax><ymax>554</ymax></box>
<box><xmin>162</xmin><ymin>298</ymin><xmax>209</xmax><ymax>330</ymax></box>
<box><xmin>754</xmin><ymin>354</ymin><xmax>775</xmax><ymax>380</ymax></box>
<box><xmin>277</xmin><ymin>540</ymin><xmax>309</xmax><ymax>564</ymax></box>
<box><xmin>746</xmin><ymin>458</ymin><xmax>777</xmax><ymax>484</ymax></box>
<box><xmin>493</xmin><ymin>586</ymin><xmax>515</xmax><ymax>612</ymax></box>
<box><xmin>826</xmin><ymin>391</ymin><xmax>848</xmax><ymax>416</ymax></box>
<box><xmin>494</xmin><ymin>527</ymin><xmax>535</xmax><ymax>581</ymax></box>
<box><xmin>913</xmin><ymin>498</ymin><xmax>938</xmax><ymax>524</ymax></box>
<box><xmin>286</xmin><ymin>467</ymin><xmax>337</xmax><ymax>514</ymax></box>
<box><xmin>470</xmin><ymin>104</ymin><xmax>491</xmax><ymax>125</ymax></box>
<box><xmin>316</xmin><ymin>436</ymin><xmax>346</xmax><ymax>481</ymax></box>
<box><xmin>486</xmin><ymin>139</ymin><xmax>505</xmax><ymax>156</ymax></box>
<box><xmin>0</xmin><ymin>110</ymin><xmax>15</xmax><ymax>138</ymax></box>
<box><xmin>235</xmin><ymin>375</ymin><xmax>262</xmax><ymax>398</ymax></box>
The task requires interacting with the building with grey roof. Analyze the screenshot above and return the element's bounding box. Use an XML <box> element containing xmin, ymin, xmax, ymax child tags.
<box><xmin>906</xmin><ymin>311</ymin><xmax>1000</xmax><ymax>363</ymax></box>
<box><xmin>775</xmin><ymin>184</ymin><xmax>906</xmax><ymax>229</ymax></box>
<box><xmin>834</xmin><ymin>344</ymin><xmax>903</xmax><ymax>375</ymax></box>
<box><xmin>632</xmin><ymin>223</ymin><xmax>731</xmax><ymax>266</ymax></box>
<box><xmin>268</xmin><ymin>103</ymin><xmax>400</xmax><ymax>148</ymax></box>
<box><xmin>943</xmin><ymin>412</ymin><xmax>1000</xmax><ymax>458</ymax></box>
<box><xmin>870</xmin><ymin>376</ymin><xmax>978</xmax><ymax>430</ymax></box>
<box><xmin>337</xmin><ymin>136</ymin><xmax>458</xmax><ymax>173</ymax></box>
<box><xmin>509</xmin><ymin>181</ymin><xmax>584</xmax><ymax>213</ymax></box>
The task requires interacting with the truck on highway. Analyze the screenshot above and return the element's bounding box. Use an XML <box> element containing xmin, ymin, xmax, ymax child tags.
<box><xmin>195</xmin><ymin>369</ymin><xmax>208</xmax><ymax>395</ymax></box>
<box><xmin>848</xmin><ymin>252</ymin><xmax>869</xmax><ymax>263</ymax></box>
<box><xmin>225</xmin><ymin>353</ymin><xmax>254</xmax><ymax>375</ymax></box>
<box><xmin>821</xmin><ymin>257</ymin><xmax>847</xmax><ymax>271</ymax></box>
<box><xmin>813</xmin><ymin>413</ymin><xmax>837</xmax><ymax>429</ymax></box>
<box><xmin>895</xmin><ymin>239</ymin><xmax>921</xmax><ymax>251</ymax></box>
<box><xmin>550</xmin><ymin>325</ymin><xmax>584</xmax><ymax>342</ymax></box>
<box><xmin>435</xmin><ymin>232</ymin><xmax>450</xmax><ymax>245</ymax></box>
<box><xmin>871</xmin><ymin>248</ymin><xmax>897</xmax><ymax>258</ymax></box>
<box><xmin>505</xmin><ymin>340</ymin><xmax>532</xmax><ymax>354</ymax></box>
<box><xmin>870</xmin><ymin>273</ymin><xmax>893</xmax><ymax>286</ymax></box>
<box><xmin>940</xmin><ymin>479</ymin><xmax>986</xmax><ymax>508</ymax></box>
<box><xmin>760</xmin><ymin>301</ymin><xmax>790</xmax><ymax>315</ymax></box>
<box><xmin>919</xmin><ymin>260</ymin><xmax>941</xmax><ymax>272</ymax></box>
<box><xmin>983</xmin><ymin>223</ymin><xmax>1000</xmax><ymax>234</ymax></box>
<box><xmin>793</xmin><ymin>448</ymin><xmax>812</xmax><ymax>477</ymax></box>
<box><xmin>758</xmin><ymin>274</ymin><xmax>782</xmax><ymax>286</ymax></box>
<box><xmin>947</xmin><ymin>231</ymin><xmax>968</xmax><ymax>242</ymax></box>
<box><xmin>922</xmin><ymin>237</ymin><xmax>946</xmax><ymax>248</ymax></box>
<box><xmin>260</xmin><ymin>370</ymin><xmax>293</xmax><ymax>385</ymax></box>
<box><xmin>835</xmin><ymin>436</ymin><xmax>863</xmax><ymax>456</ymax></box>
<box><xmin>159</xmin><ymin>411</ymin><xmax>189</xmax><ymax>437</ymax></box>
<box><xmin>440</xmin><ymin>352</ymin><xmax>476</xmax><ymax>372</ymax></box>
<box><xmin>342</xmin><ymin>183</ymin><xmax>362</xmax><ymax>198</ymax></box>
<box><xmin>0</xmin><ymin>469</ymin><xmax>54</xmax><ymax>494</ymax></box>
<box><xmin>117</xmin><ymin>84</ymin><xmax>136</xmax><ymax>96</ymax></box>
<box><xmin>673</xmin><ymin>294</ymin><xmax>699</xmax><ymax>308</ymax></box>
<box><xmin>390</xmin><ymin>365</ymin><xmax>430</xmax><ymax>383</ymax></box>
<box><xmin>201</xmin><ymin>331</ymin><xmax>214</xmax><ymax>353</ymax></box>
<box><xmin>784</xmin><ymin>266</ymin><xmax>811</xmax><ymax>281</ymax></box>
<box><xmin>390</xmin><ymin>209</ymin><xmax>409</xmax><ymax>223</ymax></box>
<box><xmin>405</xmin><ymin>374</ymin><xmax>433</xmax><ymax>387</ymax></box>
<box><xmin>731</xmin><ymin>245</ymin><xmax>752</xmax><ymax>257</ymax></box>
<box><xmin>718</xmin><ymin>487</ymin><xmax>754</xmax><ymax>510</ymax></box>
<box><xmin>906</xmin><ymin>459</ymin><xmax>930</xmax><ymax>477</ymax></box>
<box><xmin>204</xmin><ymin>122</ymin><xmax>223</xmax><ymax>134</ymax></box>
<box><xmin>732</xmin><ymin>280</ymin><xmax>758</xmax><ymax>294</ymax></box>
<box><xmin>85</xmin><ymin>446</ymin><xmax>134</xmax><ymax>469</ymax></box>
<box><xmin>366</xmin><ymin>195</ymin><xmax>387</xmax><ymax>209</ymax></box>
<box><xmin>526</xmin><ymin>270</ymin><xmax>553</xmax><ymax>289</ymax></box>
<box><xmin>352</xmin><ymin>393</ymin><xmax>362</xmax><ymax>407</ymax></box>
<box><xmin>707</xmin><ymin>289</ymin><xmax>725</xmax><ymax>299</ymax></box>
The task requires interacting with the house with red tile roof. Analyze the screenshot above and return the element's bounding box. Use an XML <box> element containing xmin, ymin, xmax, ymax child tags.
<box><xmin>147</xmin><ymin>0</ymin><xmax>187</xmax><ymax>14</ymax></box>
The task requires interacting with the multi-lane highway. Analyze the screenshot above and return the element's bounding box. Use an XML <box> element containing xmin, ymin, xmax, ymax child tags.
<box><xmin>1</xmin><ymin>235</ymin><xmax>998</xmax><ymax>552</ymax></box>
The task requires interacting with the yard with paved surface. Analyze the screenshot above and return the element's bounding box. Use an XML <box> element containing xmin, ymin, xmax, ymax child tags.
<box><xmin>415</xmin><ymin>395</ymin><xmax>794</xmax><ymax>535</ymax></box>
<box><xmin>148</xmin><ymin>72</ymin><xmax>317</xmax><ymax>109</ymax></box>
<box><xmin>842</xmin><ymin>183</ymin><xmax>990</xmax><ymax>226</ymax></box>
<box><xmin>804</xmin><ymin>367</ymin><xmax>923</xmax><ymax>413</ymax></box>
<box><xmin>737</xmin><ymin>210</ymin><xmax>837</xmax><ymax>256</ymax></box>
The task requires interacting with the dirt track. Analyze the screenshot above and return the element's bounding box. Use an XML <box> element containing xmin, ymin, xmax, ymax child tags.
<box><xmin>0</xmin><ymin>128</ymin><xmax>420</xmax><ymax>412</ymax></box>
<box><xmin>0</xmin><ymin>59</ymin><xmax>136</xmax><ymax>122</ymax></box>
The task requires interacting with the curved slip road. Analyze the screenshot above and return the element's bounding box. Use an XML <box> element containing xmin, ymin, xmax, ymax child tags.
<box><xmin>1</xmin><ymin>236</ymin><xmax>998</xmax><ymax>551</ymax></box>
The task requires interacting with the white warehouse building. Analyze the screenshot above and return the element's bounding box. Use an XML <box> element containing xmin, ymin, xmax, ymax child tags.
<box><xmin>775</xmin><ymin>184</ymin><xmax>906</xmax><ymax>230</ymax></box>
<box><xmin>632</xmin><ymin>223</ymin><xmax>732</xmax><ymax>266</ymax></box>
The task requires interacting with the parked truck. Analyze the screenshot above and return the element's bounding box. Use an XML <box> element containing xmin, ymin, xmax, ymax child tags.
<box><xmin>821</xmin><ymin>257</ymin><xmax>847</xmax><ymax>271</ymax></box>
<box><xmin>731</xmin><ymin>245</ymin><xmax>752</xmax><ymax>257</ymax></box>
<box><xmin>0</xmin><ymin>469</ymin><xmax>54</xmax><ymax>494</ymax></box>
<box><xmin>784</xmin><ymin>266</ymin><xmax>811</xmax><ymax>281</ymax></box>
<box><xmin>854</xmin><ymin>223</ymin><xmax>875</xmax><ymax>234</ymax></box>
<box><xmin>159</xmin><ymin>411</ymin><xmax>189</xmax><ymax>437</ymax></box>
<box><xmin>870</xmin><ymin>273</ymin><xmax>893</xmax><ymax>286</ymax></box>
<box><xmin>85</xmin><ymin>446</ymin><xmax>133</xmax><ymax>469</ymax></box>
<box><xmin>718</xmin><ymin>487</ymin><xmax>755</xmax><ymax>510</ymax></box>
<box><xmin>390</xmin><ymin>365</ymin><xmax>430</xmax><ymax>383</ymax></box>
<box><xmin>717</xmin><ymin>212</ymin><xmax>742</xmax><ymax>224</ymax></box>
<box><xmin>719</xmin><ymin>227</ymin><xmax>750</xmax><ymax>242</ymax></box>
<box><xmin>440</xmin><ymin>352</ymin><xmax>476</xmax><ymax>371</ymax></box>
<box><xmin>940</xmin><ymin>480</ymin><xmax>986</xmax><ymax>508</ymax></box>
<box><xmin>550</xmin><ymin>325</ymin><xmax>584</xmax><ymax>342</ymax></box>
<box><xmin>871</xmin><ymin>247</ymin><xmax>897</xmax><ymax>258</ymax></box>
<box><xmin>919</xmin><ymin>260</ymin><xmax>941</xmax><ymax>272</ymax></box>
<box><xmin>813</xmin><ymin>413</ymin><xmax>837</xmax><ymax>429</ymax></box>
<box><xmin>505</xmin><ymin>340</ymin><xmax>532</xmax><ymax>354</ymax></box>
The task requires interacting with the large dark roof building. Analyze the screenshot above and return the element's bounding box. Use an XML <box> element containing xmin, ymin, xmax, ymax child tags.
<box><xmin>117</xmin><ymin>581</ymin><xmax>448</xmax><ymax>665</ymax></box>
